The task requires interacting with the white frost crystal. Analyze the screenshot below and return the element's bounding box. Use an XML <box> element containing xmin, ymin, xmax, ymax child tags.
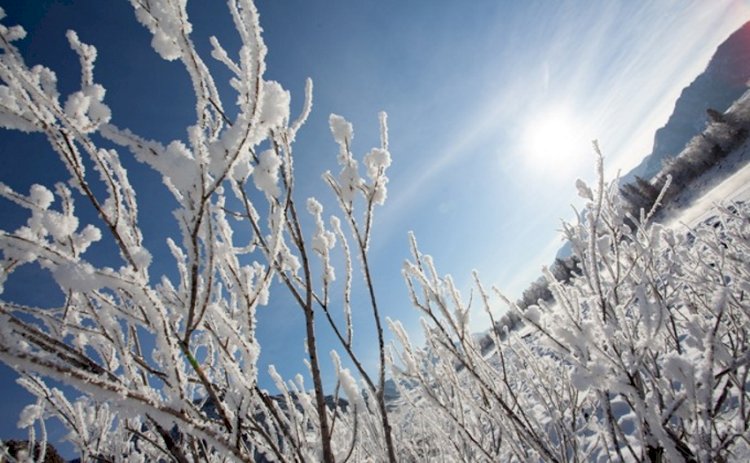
<box><xmin>252</xmin><ymin>149</ymin><xmax>282</xmax><ymax>197</ymax></box>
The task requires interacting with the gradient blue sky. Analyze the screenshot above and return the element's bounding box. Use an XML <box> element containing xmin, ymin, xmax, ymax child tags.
<box><xmin>1</xmin><ymin>0</ymin><xmax>749</xmax><ymax>451</ymax></box>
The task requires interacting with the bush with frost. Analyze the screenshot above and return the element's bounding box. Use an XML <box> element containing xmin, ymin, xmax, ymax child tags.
<box><xmin>1</xmin><ymin>2</ymin><xmax>748</xmax><ymax>462</ymax></box>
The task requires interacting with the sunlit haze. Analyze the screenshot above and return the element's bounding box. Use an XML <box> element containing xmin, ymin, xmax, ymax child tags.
<box><xmin>522</xmin><ymin>105</ymin><xmax>588</xmax><ymax>174</ymax></box>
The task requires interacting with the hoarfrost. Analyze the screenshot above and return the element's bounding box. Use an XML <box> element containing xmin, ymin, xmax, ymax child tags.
<box><xmin>259</xmin><ymin>80</ymin><xmax>290</xmax><ymax>128</ymax></box>
<box><xmin>51</xmin><ymin>262</ymin><xmax>103</xmax><ymax>292</ymax></box>
<box><xmin>329</xmin><ymin>113</ymin><xmax>353</xmax><ymax>148</ymax></box>
<box><xmin>17</xmin><ymin>403</ymin><xmax>42</xmax><ymax>429</ymax></box>
<box><xmin>253</xmin><ymin>149</ymin><xmax>281</xmax><ymax>197</ymax></box>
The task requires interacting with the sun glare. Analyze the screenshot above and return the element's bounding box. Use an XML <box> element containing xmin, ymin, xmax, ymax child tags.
<box><xmin>522</xmin><ymin>107</ymin><xmax>587</xmax><ymax>175</ymax></box>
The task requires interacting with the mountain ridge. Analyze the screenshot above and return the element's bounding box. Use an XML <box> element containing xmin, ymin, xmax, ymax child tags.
<box><xmin>624</xmin><ymin>20</ymin><xmax>750</xmax><ymax>182</ymax></box>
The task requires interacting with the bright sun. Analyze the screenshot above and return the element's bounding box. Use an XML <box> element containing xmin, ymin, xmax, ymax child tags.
<box><xmin>522</xmin><ymin>107</ymin><xmax>587</xmax><ymax>175</ymax></box>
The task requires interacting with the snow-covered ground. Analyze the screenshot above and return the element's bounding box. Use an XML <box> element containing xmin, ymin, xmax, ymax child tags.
<box><xmin>663</xmin><ymin>140</ymin><xmax>750</xmax><ymax>229</ymax></box>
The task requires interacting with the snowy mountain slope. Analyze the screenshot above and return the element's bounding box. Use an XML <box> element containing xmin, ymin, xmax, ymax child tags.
<box><xmin>626</xmin><ymin>20</ymin><xmax>750</xmax><ymax>182</ymax></box>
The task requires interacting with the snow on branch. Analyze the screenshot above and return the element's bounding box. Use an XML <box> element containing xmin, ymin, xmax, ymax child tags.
<box><xmin>1</xmin><ymin>1</ymin><xmax>749</xmax><ymax>462</ymax></box>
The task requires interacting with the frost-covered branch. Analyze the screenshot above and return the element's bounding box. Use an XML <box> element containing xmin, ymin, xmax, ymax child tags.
<box><xmin>0</xmin><ymin>1</ymin><xmax>395</xmax><ymax>461</ymax></box>
<box><xmin>2</xmin><ymin>2</ymin><xmax>749</xmax><ymax>462</ymax></box>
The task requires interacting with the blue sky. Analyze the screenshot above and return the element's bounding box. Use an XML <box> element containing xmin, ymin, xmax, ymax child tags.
<box><xmin>1</xmin><ymin>0</ymin><xmax>749</xmax><ymax>452</ymax></box>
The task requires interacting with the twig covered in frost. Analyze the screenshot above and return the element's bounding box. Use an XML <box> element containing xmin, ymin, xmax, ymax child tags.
<box><xmin>0</xmin><ymin>2</ymin><xmax>395</xmax><ymax>462</ymax></box>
